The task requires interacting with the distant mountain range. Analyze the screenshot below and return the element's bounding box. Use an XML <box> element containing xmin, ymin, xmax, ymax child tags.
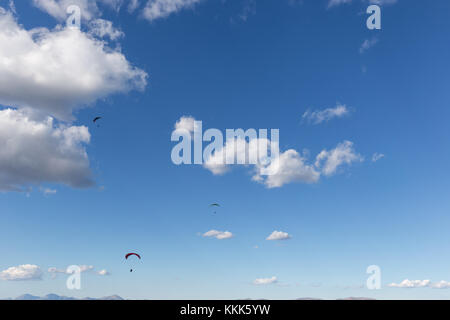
<box><xmin>4</xmin><ymin>294</ymin><xmax>124</xmax><ymax>300</ymax></box>
<box><xmin>3</xmin><ymin>294</ymin><xmax>374</xmax><ymax>300</ymax></box>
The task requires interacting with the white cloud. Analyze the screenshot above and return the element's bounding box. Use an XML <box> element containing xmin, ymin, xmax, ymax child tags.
<box><xmin>100</xmin><ymin>0</ymin><xmax>124</xmax><ymax>11</ymax></box>
<box><xmin>33</xmin><ymin>0</ymin><xmax>101</xmax><ymax>21</ymax></box>
<box><xmin>48</xmin><ymin>265</ymin><xmax>94</xmax><ymax>274</ymax></box>
<box><xmin>0</xmin><ymin>9</ymin><xmax>147</xmax><ymax>120</ymax></box>
<box><xmin>429</xmin><ymin>281</ymin><xmax>450</xmax><ymax>289</ymax></box>
<box><xmin>97</xmin><ymin>269</ymin><xmax>110</xmax><ymax>276</ymax></box>
<box><xmin>366</xmin><ymin>0</ymin><xmax>397</xmax><ymax>5</ymax></box>
<box><xmin>387</xmin><ymin>279</ymin><xmax>431</xmax><ymax>288</ymax></box>
<box><xmin>34</xmin><ymin>0</ymin><xmax>202</xmax><ymax>22</ymax></box>
<box><xmin>255</xmin><ymin>141</ymin><xmax>362</xmax><ymax>188</ymax></box>
<box><xmin>315</xmin><ymin>141</ymin><xmax>364</xmax><ymax>177</ymax></box>
<box><xmin>359</xmin><ymin>37</ymin><xmax>378</xmax><ymax>54</ymax></box>
<box><xmin>266</xmin><ymin>231</ymin><xmax>291</xmax><ymax>241</ymax></box>
<box><xmin>89</xmin><ymin>18</ymin><xmax>124</xmax><ymax>40</ymax></box>
<box><xmin>0</xmin><ymin>109</ymin><xmax>93</xmax><ymax>192</ymax></box>
<box><xmin>202</xmin><ymin>230</ymin><xmax>233</xmax><ymax>240</ymax></box>
<box><xmin>8</xmin><ymin>0</ymin><xmax>16</xmax><ymax>14</ymax></box>
<box><xmin>47</xmin><ymin>267</ymin><xmax>64</xmax><ymax>274</ymax></box>
<box><xmin>328</xmin><ymin>0</ymin><xmax>397</xmax><ymax>8</ymax></box>
<box><xmin>40</xmin><ymin>187</ymin><xmax>57</xmax><ymax>195</ymax></box>
<box><xmin>205</xmin><ymin>139</ymin><xmax>362</xmax><ymax>188</ymax></box>
<box><xmin>372</xmin><ymin>153</ymin><xmax>384</xmax><ymax>162</ymax></box>
<box><xmin>253</xmin><ymin>276</ymin><xmax>278</xmax><ymax>285</ymax></box>
<box><xmin>254</xmin><ymin>149</ymin><xmax>320</xmax><ymax>188</ymax></box>
<box><xmin>203</xmin><ymin>136</ymin><xmax>252</xmax><ymax>176</ymax></box>
<box><xmin>173</xmin><ymin>116</ymin><xmax>363</xmax><ymax>188</ymax></box>
<box><xmin>128</xmin><ymin>0</ymin><xmax>141</xmax><ymax>13</ymax></box>
<box><xmin>79</xmin><ymin>265</ymin><xmax>95</xmax><ymax>272</ymax></box>
<box><xmin>388</xmin><ymin>279</ymin><xmax>450</xmax><ymax>289</ymax></box>
<box><xmin>174</xmin><ymin>116</ymin><xmax>198</xmax><ymax>135</ymax></box>
<box><xmin>0</xmin><ymin>7</ymin><xmax>147</xmax><ymax>192</ymax></box>
<box><xmin>48</xmin><ymin>265</ymin><xmax>109</xmax><ymax>276</ymax></box>
<box><xmin>238</xmin><ymin>0</ymin><xmax>256</xmax><ymax>22</ymax></box>
<box><xmin>327</xmin><ymin>0</ymin><xmax>352</xmax><ymax>9</ymax></box>
<box><xmin>32</xmin><ymin>0</ymin><xmax>125</xmax><ymax>21</ymax></box>
<box><xmin>302</xmin><ymin>104</ymin><xmax>350</xmax><ymax>125</ymax></box>
<box><xmin>143</xmin><ymin>0</ymin><xmax>203</xmax><ymax>21</ymax></box>
<box><xmin>0</xmin><ymin>264</ymin><xmax>43</xmax><ymax>281</ymax></box>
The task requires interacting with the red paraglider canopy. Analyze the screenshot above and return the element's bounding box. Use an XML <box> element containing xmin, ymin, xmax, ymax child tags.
<box><xmin>125</xmin><ymin>253</ymin><xmax>141</xmax><ymax>260</ymax></box>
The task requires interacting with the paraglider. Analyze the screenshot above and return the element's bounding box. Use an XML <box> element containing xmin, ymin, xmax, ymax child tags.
<box><xmin>210</xmin><ymin>203</ymin><xmax>220</xmax><ymax>214</ymax></box>
<box><xmin>93</xmin><ymin>117</ymin><xmax>102</xmax><ymax>127</ymax></box>
<box><xmin>125</xmin><ymin>252</ymin><xmax>141</xmax><ymax>272</ymax></box>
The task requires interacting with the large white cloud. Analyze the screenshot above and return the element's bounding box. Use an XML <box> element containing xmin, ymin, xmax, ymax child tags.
<box><xmin>0</xmin><ymin>108</ymin><xmax>93</xmax><ymax>191</ymax></box>
<box><xmin>0</xmin><ymin>8</ymin><xmax>147</xmax><ymax>120</ymax></box>
<box><xmin>143</xmin><ymin>0</ymin><xmax>203</xmax><ymax>21</ymax></box>
<box><xmin>254</xmin><ymin>141</ymin><xmax>362</xmax><ymax>188</ymax></box>
<box><xmin>0</xmin><ymin>7</ymin><xmax>147</xmax><ymax>191</ymax></box>
<box><xmin>173</xmin><ymin>116</ymin><xmax>364</xmax><ymax>188</ymax></box>
<box><xmin>0</xmin><ymin>264</ymin><xmax>43</xmax><ymax>281</ymax></box>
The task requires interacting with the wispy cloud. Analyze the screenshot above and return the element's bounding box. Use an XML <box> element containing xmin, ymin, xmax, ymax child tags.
<box><xmin>89</xmin><ymin>18</ymin><xmax>124</xmax><ymax>40</ymax></box>
<box><xmin>238</xmin><ymin>0</ymin><xmax>256</xmax><ymax>22</ymax></box>
<box><xmin>315</xmin><ymin>141</ymin><xmax>364</xmax><ymax>177</ymax></box>
<box><xmin>128</xmin><ymin>0</ymin><xmax>141</xmax><ymax>13</ymax></box>
<box><xmin>327</xmin><ymin>0</ymin><xmax>352</xmax><ymax>9</ymax></box>
<box><xmin>302</xmin><ymin>104</ymin><xmax>350</xmax><ymax>125</ymax></box>
<box><xmin>97</xmin><ymin>269</ymin><xmax>110</xmax><ymax>276</ymax></box>
<box><xmin>359</xmin><ymin>37</ymin><xmax>378</xmax><ymax>54</ymax></box>
<box><xmin>40</xmin><ymin>187</ymin><xmax>57</xmax><ymax>196</ymax></box>
<box><xmin>328</xmin><ymin>0</ymin><xmax>398</xmax><ymax>8</ymax></box>
<box><xmin>142</xmin><ymin>0</ymin><xmax>203</xmax><ymax>21</ymax></box>
<box><xmin>371</xmin><ymin>153</ymin><xmax>385</xmax><ymax>162</ymax></box>
<box><xmin>48</xmin><ymin>265</ymin><xmax>110</xmax><ymax>277</ymax></box>
<box><xmin>388</xmin><ymin>279</ymin><xmax>450</xmax><ymax>289</ymax></box>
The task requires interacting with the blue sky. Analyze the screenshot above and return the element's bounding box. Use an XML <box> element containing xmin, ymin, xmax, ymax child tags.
<box><xmin>1</xmin><ymin>0</ymin><xmax>450</xmax><ymax>299</ymax></box>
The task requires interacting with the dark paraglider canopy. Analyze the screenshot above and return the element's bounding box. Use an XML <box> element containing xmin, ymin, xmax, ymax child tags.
<box><xmin>125</xmin><ymin>253</ymin><xmax>141</xmax><ymax>260</ymax></box>
<box><xmin>93</xmin><ymin>116</ymin><xmax>102</xmax><ymax>128</ymax></box>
